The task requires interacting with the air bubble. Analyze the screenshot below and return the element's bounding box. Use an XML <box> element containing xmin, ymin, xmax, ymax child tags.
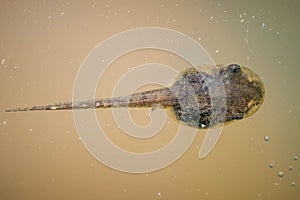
<box><xmin>291</xmin><ymin>182</ymin><xmax>296</xmax><ymax>187</ymax></box>
<box><xmin>264</xmin><ymin>136</ymin><xmax>270</xmax><ymax>141</ymax></box>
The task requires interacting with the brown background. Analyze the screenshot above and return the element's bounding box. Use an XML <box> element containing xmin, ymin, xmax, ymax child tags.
<box><xmin>1</xmin><ymin>0</ymin><xmax>299</xmax><ymax>199</ymax></box>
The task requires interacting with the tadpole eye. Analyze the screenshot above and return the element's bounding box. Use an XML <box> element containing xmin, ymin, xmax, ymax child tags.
<box><xmin>227</xmin><ymin>64</ymin><xmax>241</xmax><ymax>73</ymax></box>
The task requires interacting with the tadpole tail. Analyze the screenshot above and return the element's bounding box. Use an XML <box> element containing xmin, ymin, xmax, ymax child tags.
<box><xmin>5</xmin><ymin>101</ymin><xmax>80</xmax><ymax>112</ymax></box>
<box><xmin>5</xmin><ymin>88</ymin><xmax>178</xmax><ymax>112</ymax></box>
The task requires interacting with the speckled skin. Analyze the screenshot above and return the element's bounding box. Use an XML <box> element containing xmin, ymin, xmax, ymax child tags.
<box><xmin>5</xmin><ymin>64</ymin><xmax>265</xmax><ymax>129</ymax></box>
<box><xmin>170</xmin><ymin>64</ymin><xmax>265</xmax><ymax>128</ymax></box>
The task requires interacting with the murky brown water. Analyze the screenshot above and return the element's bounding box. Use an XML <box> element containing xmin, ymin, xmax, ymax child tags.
<box><xmin>1</xmin><ymin>1</ymin><xmax>299</xmax><ymax>199</ymax></box>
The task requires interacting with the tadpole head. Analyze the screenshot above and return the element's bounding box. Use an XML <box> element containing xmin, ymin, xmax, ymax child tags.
<box><xmin>223</xmin><ymin>64</ymin><xmax>265</xmax><ymax>120</ymax></box>
<box><xmin>170</xmin><ymin>64</ymin><xmax>265</xmax><ymax>129</ymax></box>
